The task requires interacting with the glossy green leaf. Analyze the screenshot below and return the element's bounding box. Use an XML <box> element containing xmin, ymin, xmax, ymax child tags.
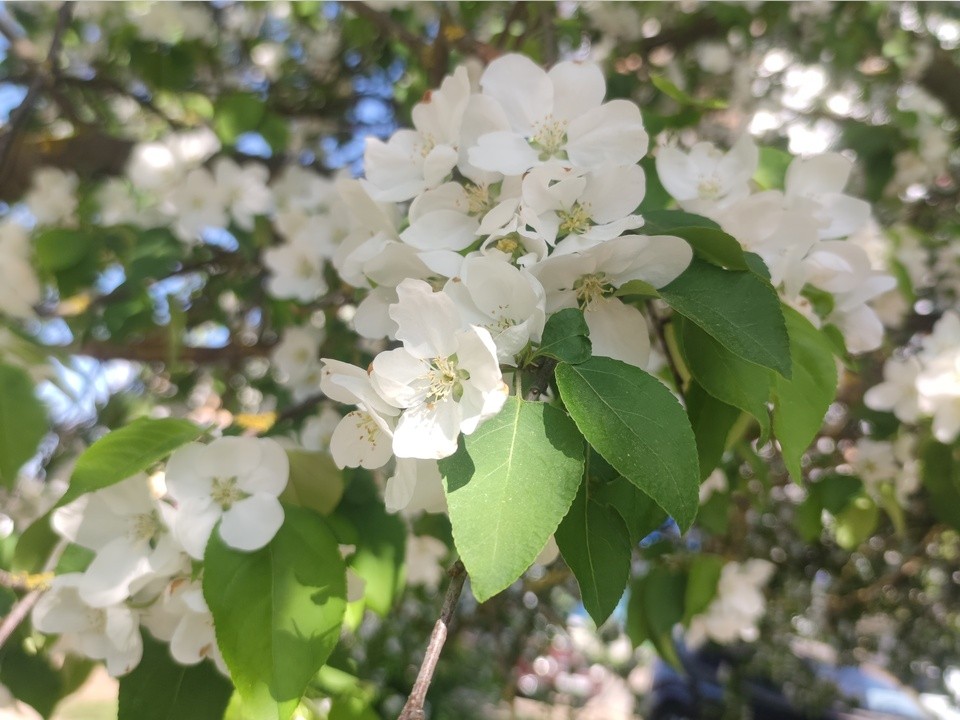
<box><xmin>678</xmin><ymin>318</ymin><xmax>772</xmax><ymax>442</ymax></box>
<box><xmin>118</xmin><ymin>632</ymin><xmax>233</xmax><ymax>720</ymax></box>
<box><xmin>771</xmin><ymin>308</ymin><xmax>838</xmax><ymax>480</ymax></box>
<box><xmin>203</xmin><ymin>505</ymin><xmax>346</xmax><ymax>720</ymax></box>
<box><xmin>628</xmin><ymin>566</ymin><xmax>685</xmax><ymax>667</ymax></box>
<box><xmin>555</xmin><ymin>481</ymin><xmax>632</xmax><ymax>626</ymax></box>
<box><xmin>685</xmin><ymin>382</ymin><xmax>741</xmax><ymax>480</ymax></box>
<box><xmin>56</xmin><ymin>417</ymin><xmax>204</xmax><ymax>508</ymax></box>
<box><xmin>594</xmin><ymin>476</ymin><xmax>667</xmax><ymax>545</ymax></box>
<box><xmin>535</xmin><ymin>308</ymin><xmax>591</xmax><ymax>364</ymax></box>
<box><xmin>683</xmin><ymin>555</ymin><xmax>724</xmax><ymax>624</ymax></box>
<box><xmin>834</xmin><ymin>494</ymin><xmax>880</xmax><ymax>550</ymax></box>
<box><xmin>920</xmin><ymin>439</ymin><xmax>960</xmax><ymax>531</ymax></box>
<box><xmin>659</xmin><ymin>258</ymin><xmax>791</xmax><ymax>378</ymax></box>
<box><xmin>639</xmin><ymin>212</ymin><xmax>747</xmax><ymax>270</ymax></box>
<box><xmin>0</xmin><ymin>363</ymin><xmax>47</xmax><ymax>489</ymax></box>
<box><xmin>280</xmin><ymin>450</ymin><xmax>344</xmax><ymax>515</ymax></box>
<box><xmin>556</xmin><ymin>357</ymin><xmax>699</xmax><ymax>530</ymax></box>
<box><xmin>439</xmin><ymin>397</ymin><xmax>585</xmax><ymax>602</ymax></box>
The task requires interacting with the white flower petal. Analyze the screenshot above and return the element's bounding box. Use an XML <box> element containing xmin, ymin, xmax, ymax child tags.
<box><xmin>219</xmin><ymin>494</ymin><xmax>285</xmax><ymax>552</ymax></box>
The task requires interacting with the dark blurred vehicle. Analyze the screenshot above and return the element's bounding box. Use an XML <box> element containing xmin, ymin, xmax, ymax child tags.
<box><xmin>645</xmin><ymin>642</ymin><xmax>932</xmax><ymax>720</ymax></box>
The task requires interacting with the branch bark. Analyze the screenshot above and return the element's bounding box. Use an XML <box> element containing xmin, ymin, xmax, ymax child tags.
<box><xmin>0</xmin><ymin>2</ymin><xmax>74</xmax><ymax>184</ymax></box>
<box><xmin>398</xmin><ymin>561</ymin><xmax>468</xmax><ymax>720</ymax></box>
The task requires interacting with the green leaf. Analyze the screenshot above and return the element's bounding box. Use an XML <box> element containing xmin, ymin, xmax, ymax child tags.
<box><xmin>0</xmin><ymin>363</ymin><xmax>47</xmax><ymax>489</ymax></box>
<box><xmin>535</xmin><ymin>308</ymin><xmax>591</xmax><ymax>364</ymax></box>
<box><xmin>613</xmin><ymin>279</ymin><xmax>661</xmax><ymax>299</ymax></box>
<box><xmin>833</xmin><ymin>494</ymin><xmax>879</xmax><ymax>550</ymax></box>
<box><xmin>12</xmin><ymin>511</ymin><xmax>57</xmax><ymax>573</ymax></box>
<box><xmin>754</xmin><ymin>146</ymin><xmax>792</xmax><ymax>190</ymax></box>
<box><xmin>683</xmin><ymin>555</ymin><xmax>724</xmax><ymax>624</ymax></box>
<box><xmin>33</xmin><ymin>229</ymin><xmax>96</xmax><ymax>273</ymax></box>
<box><xmin>677</xmin><ymin>318</ymin><xmax>772</xmax><ymax>442</ymax></box>
<box><xmin>650</xmin><ymin>74</ymin><xmax>727</xmax><ymax>110</ymax></box>
<box><xmin>640</xmin><ymin>209</ymin><xmax>721</xmax><ymax>233</ymax></box>
<box><xmin>439</xmin><ymin>397</ymin><xmax>585</xmax><ymax>602</ymax></box>
<box><xmin>215</xmin><ymin>93</ymin><xmax>265</xmax><ymax>144</ymax></box>
<box><xmin>771</xmin><ymin>308</ymin><xmax>838</xmax><ymax>480</ymax></box>
<box><xmin>659</xmin><ymin>258</ymin><xmax>791</xmax><ymax>378</ymax></box>
<box><xmin>56</xmin><ymin>417</ymin><xmax>204</xmax><ymax>508</ymax></box>
<box><xmin>556</xmin><ymin>357</ymin><xmax>699</xmax><ymax>530</ymax></box>
<box><xmin>336</xmin><ymin>474</ymin><xmax>407</xmax><ymax>615</ymax></box>
<box><xmin>118</xmin><ymin>632</ymin><xmax>233</xmax><ymax>720</ymax></box>
<box><xmin>555</xmin><ymin>481</ymin><xmax>632</xmax><ymax>626</ymax></box>
<box><xmin>629</xmin><ymin>566</ymin><xmax>685</xmax><ymax>667</ymax></box>
<box><xmin>593</xmin><ymin>476</ymin><xmax>667</xmax><ymax>545</ymax></box>
<box><xmin>280</xmin><ymin>451</ymin><xmax>344</xmax><ymax>515</ymax></box>
<box><xmin>204</xmin><ymin>505</ymin><xmax>346</xmax><ymax>720</ymax></box>
<box><xmin>639</xmin><ymin>212</ymin><xmax>747</xmax><ymax>271</ymax></box>
<box><xmin>0</xmin><ymin>639</ymin><xmax>64</xmax><ymax>718</ymax></box>
<box><xmin>920</xmin><ymin>439</ymin><xmax>960</xmax><ymax>530</ymax></box>
<box><xmin>685</xmin><ymin>382</ymin><xmax>741</xmax><ymax>480</ymax></box>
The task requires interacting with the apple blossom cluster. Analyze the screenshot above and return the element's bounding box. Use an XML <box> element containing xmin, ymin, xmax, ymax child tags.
<box><xmin>656</xmin><ymin>137</ymin><xmax>895</xmax><ymax>353</ymax></box>
<box><xmin>316</xmin><ymin>54</ymin><xmax>695</xmax><ymax>504</ymax></box>
<box><xmin>31</xmin><ymin>436</ymin><xmax>290</xmax><ymax>677</ymax></box>
<box><xmin>686</xmin><ymin>559</ymin><xmax>775</xmax><ymax>647</ymax></box>
<box><xmin>843</xmin><ymin>435</ymin><xmax>920</xmax><ymax>505</ymax></box>
<box><xmin>0</xmin><ymin>220</ymin><xmax>41</xmax><ymax>320</ymax></box>
<box><xmin>865</xmin><ymin>310</ymin><xmax>960</xmax><ymax>444</ymax></box>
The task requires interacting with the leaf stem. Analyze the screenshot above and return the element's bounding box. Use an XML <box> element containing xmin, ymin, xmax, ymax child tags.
<box><xmin>397</xmin><ymin>560</ymin><xmax>468</xmax><ymax>720</ymax></box>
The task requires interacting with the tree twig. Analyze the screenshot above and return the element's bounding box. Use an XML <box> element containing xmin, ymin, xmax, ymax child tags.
<box><xmin>0</xmin><ymin>540</ymin><xmax>66</xmax><ymax>651</ymax></box>
<box><xmin>398</xmin><ymin>560</ymin><xmax>468</xmax><ymax>720</ymax></box>
<box><xmin>0</xmin><ymin>2</ymin><xmax>73</xmax><ymax>184</ymax></box>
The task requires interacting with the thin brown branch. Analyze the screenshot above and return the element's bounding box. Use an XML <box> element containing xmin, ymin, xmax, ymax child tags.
<box><xmin>0</xmin><ymin>540</ymin><xmax>65</xmax><ymax>651</ymax></box>
<box><xmin>398</xmin><ymin>560</ymin><xmax>468</xmax><ymax>720</ymax></box>
<box><xmin>77</xmin><ymin>338</ymin><xmax>275</xmax><ymax>364</ymax></box>
<box><xmin>0</xmin><ymin>2</ymin><xmax>74</xmax><ymax>183</ymax></box>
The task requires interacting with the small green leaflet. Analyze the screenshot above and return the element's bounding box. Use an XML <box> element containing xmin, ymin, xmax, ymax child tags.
<box><xmin>556</xmin><ymin>357</ymin><xmax>700</xmax><ymax>530</ymax></box>
<box><xmin>771</xmin><ymin>307</ymin><xmax>838</xmax><ymax>480</ymax></box>
<box><xmin>118</xmin><ymin>632</ymin><xmax>233</xmax><ymax>720</ymax></box>
<box><xmin>535</xmin><ymin>307</ymin><xmax>591</xmax><ymax>364</ymax></box>
<box><xmin>0</xmin><ymin>363</ymin><xmax>47</xmax><ymax>490</ymax></box>
<box><xmin>56</xmin><ymin>417</ymin><xmax>205</xmax><ymax>508</ymax></box>
<box><xmin>659</xmin><ymin>258</ymin><xmax>792</xmax><ymax>378</ymax></box>
<box><xmin>204</xmin><ymin>505</ymin><xmax>346</xmax><ymax>720</ymax></box>
<box><xmin>555</xmin><ymin>480</ymin><xmax>632</xmax><ymax>626</ymax></box>
<box><xmin>439</xmin><ymin>397</ymin><xmax>585</xmax><ymax>602</ymax></box>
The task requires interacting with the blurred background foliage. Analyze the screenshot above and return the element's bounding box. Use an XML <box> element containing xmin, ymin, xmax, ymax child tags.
<box><xmin>1</xmin><ymin>2</ymin><xmax>960</xmax><ymax>719</ymax></box>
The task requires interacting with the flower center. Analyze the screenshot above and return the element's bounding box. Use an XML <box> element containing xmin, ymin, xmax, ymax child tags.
<box><xmin>465</xmin><ymin>183</ymin><xmax>493</xmax><ymax>215</ymax></box>
<box><xmin>210</xmin><ymin>477</ymin><xmax>248</xmax><ymax>510</ymax></box>
<box><xmin>574</xmin><ymin>272</ymin><xmax>612</xmax><ymax>307</ymax></box>
<box><xmin>426</xmin><ymin>356</ymin><xmax>470</xmax><ymax>404</ymax></box>
<box><xmin>531</xmin><ymin>115</ymin><xmax>568</xmax><ymax>160</ymax></box>
<box><xmin>697</xmin><ymin>176</ymin><xmax>723</xmax><ymax>200</ymax></box>
<box><xmin>129</xmin><ymin>511</ymin><xmax>163</xmax><ymax>544</ymax></box>
<box><xmin>558</xmin><ymin>202</ymin><xmax>592</xmax><ymax>236</ymax></box>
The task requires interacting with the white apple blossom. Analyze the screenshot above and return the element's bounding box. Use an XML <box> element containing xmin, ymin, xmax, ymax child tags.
<box><xmin>443</xmin><ymin>255</ymin><xmax>546</xmax><ymax>363</ymax></box>
<box><xmin>320</xmin><ymin>359</ymin><xmax>400</xmax><ymax>470</ymax></box>
<box><xmin>469</xmin><ymin>54</ymin><xmax>648</xmax><ymax>176</ymax></box>
<box><xmin>166</xmin><ymin>167</ymin><xmax>228</xmax><ymax>242</ymax></box>
<box><xmin>405</xmin><ymin>534</ymin><xmax>450</xmax><ymax>591</ymax></box>
<box><xmin>0</xmin><ymin>221</ymin><xmax>41</xmax><ymax>319</ymax></box>
<box><xmin>368</xmin><ymin>279</ymin><xmax>509</xmax><ymax>459</ymax></box>
<box><xmin>32</xmin><ymin>575</ymin><xmax>143</xmax><ymax>676</ymax></box>
<box><xmin>142</xmin><ymin>577</ymin><xmax>228</xmax><ymax>674</ymax></box>
<box><xmin>263</xmin><ymin>235</ymin><xmax>331</xmax><ymax>302</ymax></box>
<box><xmin>165</xmin><ymin>437</ymin><xmax>290</xmax><ymax>559</ymax></box>
<box><xmin>51</xmin><ymin>475</ymin><xmax>183</xmax><ymax>607</ymax></box>
<box><xmin>23</xmin><ymin>167</ymin><xmax>78</xmax><ymax>226</ymax></box>
<box><xmin>213</xmin><ymin>157</ymin><xmax>274</xmax><ymax>231</ymax></box>
<box><xmin>300</xmin><ymin>405</ymin><xmax>342</xmax><ymax>452</ymax></box>
<box><xmin>532</xmin><ymin>234</ymin><xmax>692</xmax><ymax>367</ymax></box>
<box><xmin>687</xmin><ymin>560</ymin><xmax>774</xmax><ymax>647</ymax></box>
<box><xmin>656</xmin><ymin>135</ymin><xmax>758</xmax><ymax>216</ymax></box>
<box><xmin>864</xmin><ymin>356</ymin><xmax>922</xmax><ymax>423</ymax></box>
<box><xmin>271</xmin><ymin>326</ymin><xmax>325</xmax><ymax>399</ymax></box>
<box><xmin>845</xmin><ymin>436</ymin><xmax>920</xmax><ymax>504</ymax></box>
<box><xmin>364</xmin><ymin>66</ymin><xmax>470</xmax><ymax>201</ymax></box>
